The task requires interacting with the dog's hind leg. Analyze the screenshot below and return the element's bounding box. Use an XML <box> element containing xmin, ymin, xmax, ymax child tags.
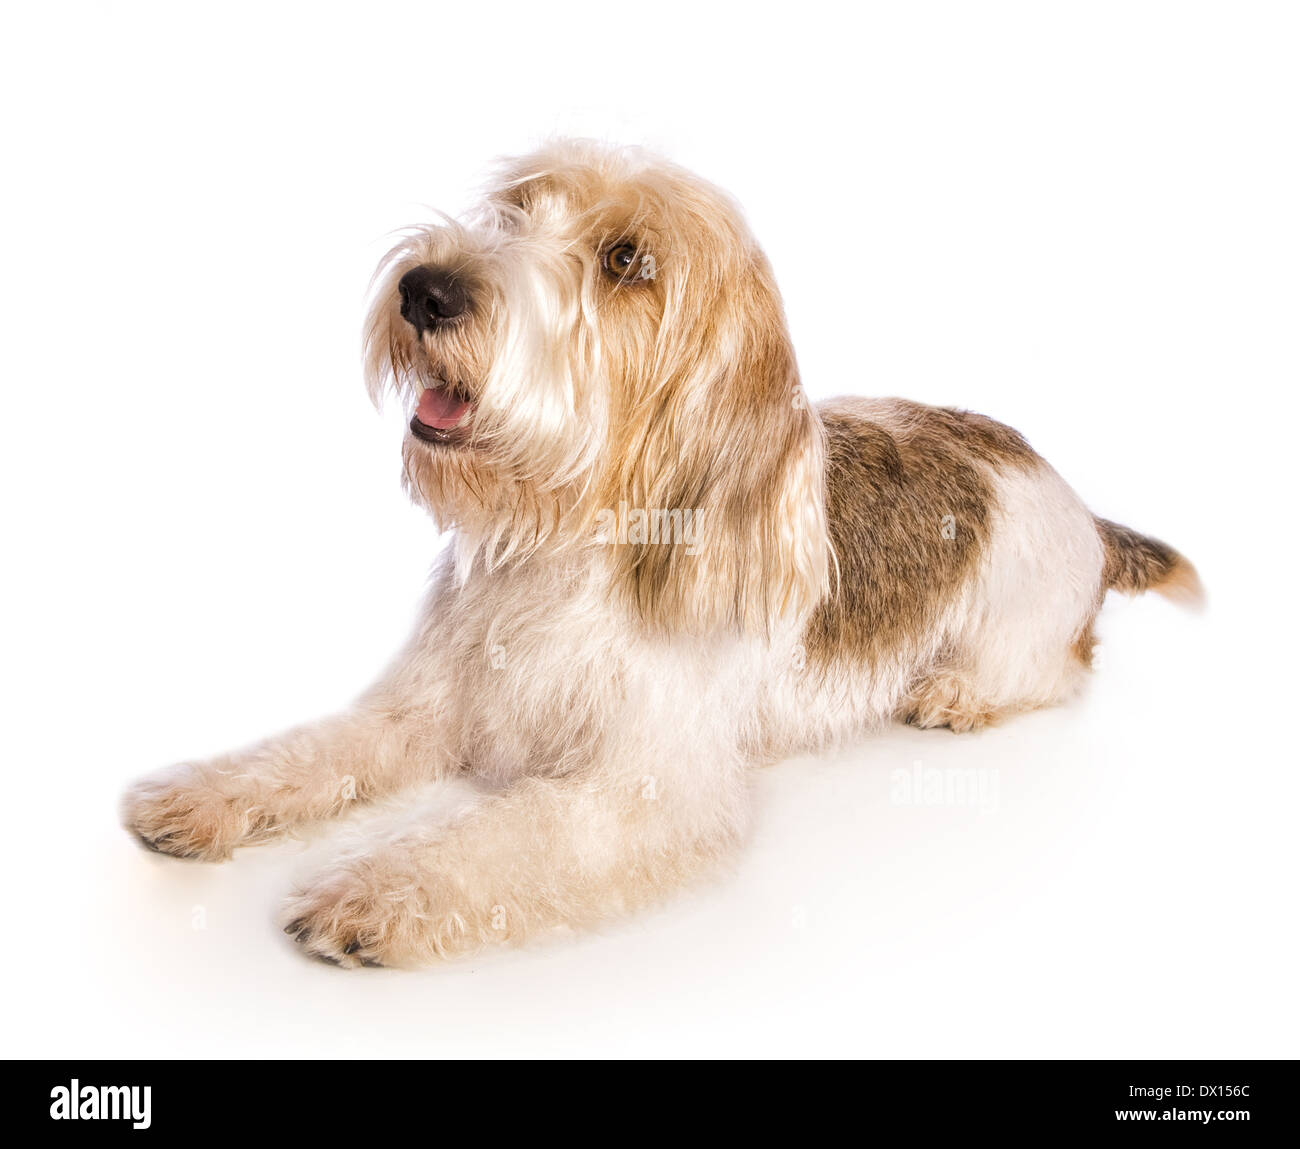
<box><xmin>901</xmin><ymin>663</ymin><xmax>1008</xmax><ymax>733</ymax></box>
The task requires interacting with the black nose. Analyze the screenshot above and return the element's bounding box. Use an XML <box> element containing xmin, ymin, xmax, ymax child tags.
<box><xmin>397</xmin><ymin>266</ymin><xmax>468</xmax><ymax>333</ymax></box>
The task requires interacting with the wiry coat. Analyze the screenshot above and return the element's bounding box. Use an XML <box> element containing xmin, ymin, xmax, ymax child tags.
<box><xmin>124</xmin><ymin>142</ymin><xmax>1201</xmax><ymax>966</ymax></box>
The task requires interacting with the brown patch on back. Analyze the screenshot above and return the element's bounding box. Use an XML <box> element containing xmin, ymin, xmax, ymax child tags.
<box><xmin>804</xmin><ymin>398</ymin><xmax>1039</xmax><ymax>670</ymax></box>
<box><xmin>908</xmin><ymin>404</ymin><xmax>1039</xmax><ymax>469</ymax></box>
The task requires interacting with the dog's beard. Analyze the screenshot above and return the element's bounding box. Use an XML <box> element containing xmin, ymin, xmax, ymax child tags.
<box><xmin>367</xmin><ymin>233</ymin><xmax>609</xmax><ymax>572</ymax></box>
<box><xmin>398</xmin><ymin>386</ymin><xmax>604</xmax><ymax>578</ymax></box>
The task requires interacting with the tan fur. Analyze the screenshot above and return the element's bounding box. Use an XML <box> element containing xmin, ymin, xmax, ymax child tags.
<box><xmin>122</xmin><ymin>141</ymin><xmax>1201</xmax><ymax>966</ymax></box>
<box><xmin>1070</xmin><ymin>619</ymin><xmax>1100</xmax><ymax>670</ymax></box>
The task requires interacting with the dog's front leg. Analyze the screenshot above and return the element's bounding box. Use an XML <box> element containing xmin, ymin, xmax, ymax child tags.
<box><xmin>122</xmin><ymin>692</ymin><xmax>454</xmax><ymax>861</ymax></box>
<box><xmin>283</xmin><ymin>747</ymin><xmax>750</xmax><ymax>966</ymax></box>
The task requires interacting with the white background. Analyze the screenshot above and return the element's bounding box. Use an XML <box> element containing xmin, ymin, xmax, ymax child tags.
<box><xmin>2</xmin><ymin>1</ymin><xmax>1297</xmax><ymax>1058</ymax></box>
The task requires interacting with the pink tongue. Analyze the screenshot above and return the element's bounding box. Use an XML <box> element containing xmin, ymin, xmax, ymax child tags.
<box><xmin>416</xmin><ymin>386</ymin><xmax>470</xmax><ymax>430</ymax></box>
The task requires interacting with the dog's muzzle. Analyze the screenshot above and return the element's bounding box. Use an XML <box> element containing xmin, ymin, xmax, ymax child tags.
<box><xmin>397</xmin><ymin>264</ymin><xmax>476</xmax><ymax>443</ymax></box>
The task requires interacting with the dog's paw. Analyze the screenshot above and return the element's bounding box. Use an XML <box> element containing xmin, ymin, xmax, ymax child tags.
<box><xmin>122</xmin><ymin>764</ymin><xmax>276</xmax><ymax>861</ymax></box>
<box><xmin>902</xmin><ymin>671</ymin><xmax>1001</xmax><ymax>734</ymax></box>
<box><xmin>281</xmin><ymin>853</ymin><xmax>476</xmax><ymax>968</ymax></box>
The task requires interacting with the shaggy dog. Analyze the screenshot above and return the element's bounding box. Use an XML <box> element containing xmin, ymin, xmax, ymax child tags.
<box><xmin>123</xmin><ymin>141</ymin><xmax>1201</xmax><ymax>966</ymax></box>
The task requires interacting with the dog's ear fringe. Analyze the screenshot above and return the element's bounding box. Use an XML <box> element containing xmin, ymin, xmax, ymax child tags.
<box><xmin>618</xmin><ymin>404</ymin><xmax>831</xmax><ymax>638</ymax></box>
<box><xmin>608</xmin><ymin>266</ymin><xmax>832</xmax><ymax>638</ymax></box>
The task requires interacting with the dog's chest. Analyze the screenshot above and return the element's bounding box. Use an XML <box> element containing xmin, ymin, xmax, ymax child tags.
<box><xmin>427</xmin><ymin>560</ymin><xmax>631</xmax><ymax>780</ymax></box>
<box><xmin>417</xmin><ymin>555</ymin><xmax>779</xmax><ymax>781</ymax></box>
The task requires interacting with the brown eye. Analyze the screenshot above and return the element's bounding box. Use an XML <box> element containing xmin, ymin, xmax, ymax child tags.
<box><xmin>603</xmin><ymin>243</ymin><xmax>639</xmax><ymax>280</ymax></box>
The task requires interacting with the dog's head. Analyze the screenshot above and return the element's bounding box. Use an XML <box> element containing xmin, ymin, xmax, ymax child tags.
<box><xmin>365</xmin><ymin>140</ymin><xmax>829</xmax><ymax>634</ymax></box>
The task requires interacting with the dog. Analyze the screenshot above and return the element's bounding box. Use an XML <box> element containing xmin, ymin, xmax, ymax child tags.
<box><xmin>123</xmin><ymin>140</ymin><xmax>1202</xmax><ymax>967</ymax></box>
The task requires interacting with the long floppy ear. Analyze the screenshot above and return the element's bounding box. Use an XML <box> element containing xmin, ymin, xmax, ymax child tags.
<box><xmin>606</xmin><ymin>257</ymin><xmax>831</xmax><ymax>635</ymax></box>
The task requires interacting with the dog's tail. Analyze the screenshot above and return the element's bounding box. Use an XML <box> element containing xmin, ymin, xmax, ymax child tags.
<box><xmin>1095</xmin><ymin>517</ymin><xmax>1204</xmax><ymax>608</ymax></box>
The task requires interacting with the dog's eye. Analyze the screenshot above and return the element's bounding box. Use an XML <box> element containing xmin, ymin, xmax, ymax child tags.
<box><xmin>604</xmin><ymin>244</ymin><xmax>636</xmax><ymax>277</ymax></box>
<box><xmin>603</xmin><ymin>243</ymin><xmax>654</xmax><ymax>283</ymax></box>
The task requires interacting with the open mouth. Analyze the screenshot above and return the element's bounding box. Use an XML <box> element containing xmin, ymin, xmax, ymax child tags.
<box><xmin>410</xmin><ymin>382</ymin><xmax>474</xmax><ymax>445</ymax></box>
